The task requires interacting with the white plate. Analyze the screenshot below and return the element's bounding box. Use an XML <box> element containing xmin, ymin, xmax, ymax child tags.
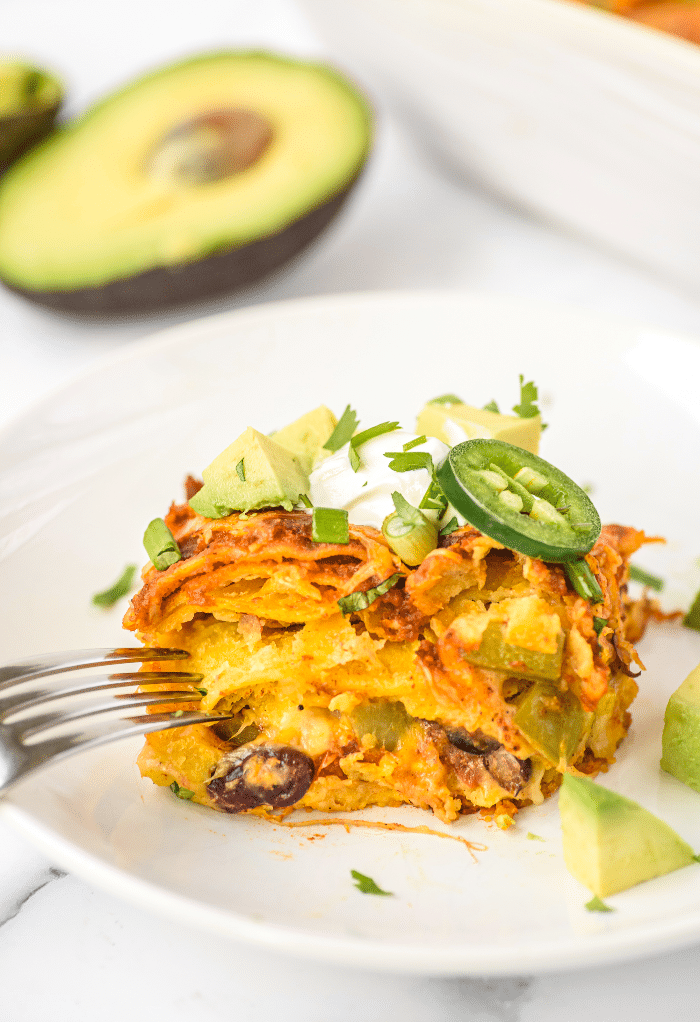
<box><xmin>2</xmin><ymin>290</ymin><xmax>700</xmax><ymax>975</ymax></box>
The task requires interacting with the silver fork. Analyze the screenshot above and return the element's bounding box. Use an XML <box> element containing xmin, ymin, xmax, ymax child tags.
<box><xmin>0</xmin><ymin>647</ymin><xmax>232</xmax><ymax>796</ymax></box>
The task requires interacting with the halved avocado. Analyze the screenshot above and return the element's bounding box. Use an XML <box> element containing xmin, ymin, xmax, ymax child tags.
<box><xmin>0</xmin><ymin>60</ymin><xmax>62</xmax><ymax>173</ymax></box>
<box><xmin>0</xmin><ymin>51</ymin><xmax>372</xmax><ymax>314</ymax></box>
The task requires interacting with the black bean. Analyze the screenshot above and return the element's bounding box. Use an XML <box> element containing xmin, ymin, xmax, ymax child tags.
<box><xmin>207</xmin><ymin>744</ymin><xmax>314</xmax><ymax>813</ymax></box>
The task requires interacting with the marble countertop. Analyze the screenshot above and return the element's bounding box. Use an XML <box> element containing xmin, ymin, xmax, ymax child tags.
<box><xmin>3</xmin><ymin>1</ymin><xmax>700</xmax><ymax>1018</ymax></box>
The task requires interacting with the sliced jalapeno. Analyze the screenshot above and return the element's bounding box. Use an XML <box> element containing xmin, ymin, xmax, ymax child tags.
<box><xmin>435</xmin><ymin>439</ymin><xmax>600</xmax><ymax>563</ymax></box>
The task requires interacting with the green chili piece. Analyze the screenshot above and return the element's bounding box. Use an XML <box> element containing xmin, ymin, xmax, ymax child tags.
<box><xmin>565</xmin><ymin>560</ymin><xmax>603</xmax><ymax>603</ymax></box>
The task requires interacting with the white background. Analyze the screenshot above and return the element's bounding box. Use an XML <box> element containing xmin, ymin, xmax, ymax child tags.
<box><xmin>2</xmin><ymin>0</ymin><xmax>700</xmax><ymax>1018</ymax></box>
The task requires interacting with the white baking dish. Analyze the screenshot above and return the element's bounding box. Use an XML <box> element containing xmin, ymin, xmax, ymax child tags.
<box><xmin>299</xmin><ymin>0</ymin><xmax>700</xmax><ymax>290</ymax></box>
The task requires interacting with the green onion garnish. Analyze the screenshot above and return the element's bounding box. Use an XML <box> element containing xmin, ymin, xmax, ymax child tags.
<box><xmin>483</xmin><ymin>400</ymin><xmax>500</xmax><ymax>413</ymax></box>
<box><xmin>593</xmin><ymin>616</ymin><xmax>607</xmax><ymax>636</ymax></box>
<box><xmin>312</xmin><ymin>507</ymin><xmax>349</xmax><ymax>545</ymax></box>
<box><xmin>403</xmin><ymin>435</ymin><xmax>427</xmax><ymax>452</ymax></box>
<box><xmin>684</xmin><ymin>589</ymin><xmax>700</xmax><ymax>632</ymax></box>
<box><xmin>347</xmin><ymin>421</ymin><xmax>400</xmax><ymax>472</ymax></box>
<box><xmin>512</xmin><ymin>375</ymin><xmax>542</xmax><ymax>419</ymax></box>
<box><xmin>323</xmin><ymin>404</ymin><xmax>359</xmax><ymax>453</ymax></box>
<box><xmin>338</xmin><ymin>573</ymin><xmax>401</xmax><ymax>616</ymax></box>
<box><xmin>298</xmin><ymin>492</ymin><xmax>313</xmax><ymax>508</ymax></box>
<box><xmin>91</xmin><ymin>564</ymin><xmax>137</xmax><ymax>608</ymax></box>
<box><xmin>384</xmin><ymin>451</ymin><xmax>434</xmax><ymax>473</ymax></box>
<box><xmin>235</xmin><ymin>458</ymin><xmax>245</xmax><ymax>482</ymax></box>
<box><xmin>440</xmin><ymin>517</ymin><xmax>459</xmax><ymax>537</ymax></box>
<box><xmin>170</xmin><ymin>781</ymin><xmax>195</xmax><ymax>800</ymax></box>
<box><xmin>382</xmin><ymin>495</ymin><xmax>438</xmax><ymax>566</ymax></box>
<box><xmin>585</xmin><ymin>895</ymin><xmax>614</xmax><ymax>913</ymax></box>
<box><xmin>143</xmin><ymin>518</ymin><xmax>182</xmax><ymax>571</ymax></box>
<box><xmin>565</xmin><ymin>559</ymin><xmax>603</xmax><ymax>603</ymax></box>
<box><xmin>628</xmin><ymin>565</ymin><xmax>664</xmax><ymax>592</ymax></box>
<box><xmin>350</xmin><ymin>870</ymin><xmax>393</xmax><ymax>896</ymax></box>
<box><xmin>429</xmin><ymin>394</ymin><xmax>464</xmax><ymax>405</ymax></box>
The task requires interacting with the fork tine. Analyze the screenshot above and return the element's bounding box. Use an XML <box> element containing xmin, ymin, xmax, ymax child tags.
<box><xmin>0</xmin><ymin>647</ymin><xmax>190</xmax><ymax>685</ymax></box>
<box><xmin>0</xmin><ymin>671</ymin><xmax>204</xmax><ymax>716</ymax></box>
<box><xmin>19</xmin><ymin>691</ymin><xmax>204</xmax><ymax>738</ymax></box>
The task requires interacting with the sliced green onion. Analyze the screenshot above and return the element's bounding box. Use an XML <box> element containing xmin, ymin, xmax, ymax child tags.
<box><xmin>384</xmin><ymin>450</ymin><xmax>434</xmax><ymax>473</ymax></box>
<box><xmin>593</xmin><ymin>616</ymin><xmax>607</xmax><ymax>636</ymax></box>
<box><xmin>628</xmin><ymin>565</ymin><xmax>664</xmax><ymax>592</ymax></box>
<box><xmin>312</xmin><ymin>507</ymin><xmax>349</xmax><ymax>544</ymax></box>
<box><xmin>403</xmin><ymin>435</ymin><xmax>427</xmax><ymax>452</ymax></box>
<box><xmin>350</xmin><ymin>870</ymin><xmax>393</xmax><ymax>896</ymax></box>
<box><xmin>338</xmin><ymin>573</ymin><xmax>401</xmax><ymax>616</ymax></box>
<box><xmin>483</xmin><ymin>400</ymin><xmax>500</xmax><ymax>413</ymax></box>
<box><xmin>298</xmin><ymin>492</ymin><xmax>313</xmax><ymax>508</ymax></box>
<box><xmin>440</xmin><ymin>517</ymin><xmax>459</xmax><ymax>537</ymax></box>
<box><xmin>565</xmin><ymin>559</ymin><xmax>603</xmax><ymax>603</ymax></box>
<box><xmin>91</xmin><ymin>564</ymin><xmax>137</xmax><ymax>608</ymax></box>
<box><xmin>235</xmin><ymin>458</ymin><xmax>245</xmax><ymax>482</ymax></box>
<box><xmin>683</xmin><ymin>589</ymin><xmax>700</xmax><ymax>632</ymax></box>
<box><xmin>144</xmin><ymin>518</ymin><xmax>182</xmax><ymax>571</ymax></box>
<box><xmin>382</xmin><ymin>494</ymin><xmax>438</xmax><ymax>565</ymax></box>
<box><xmin>512</xmin><ymin>375</ymin><xmax>542</xmax><ymax>419</ymax></box>
<box><xmin>170</xmin><ymin>781</ymin><xmax>195</xmax><ymax>800</ymax></box>
<box><xmin>429</xmin><ymin>393</ymin><xmax>463</xmax><ymax>406</ymax></box>
<box><xmin>323</xmin><ymin>404</ymin><xmax>359</xmax><ymax>452</ymax></box>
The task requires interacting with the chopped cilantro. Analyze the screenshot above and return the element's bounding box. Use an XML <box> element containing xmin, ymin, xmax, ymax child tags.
<box><xmin>351</xmin><ymin>870</ymin><xmax>393</xmax><ymax>896</ymax></box>
<box><xmin>628</xmin><ymin>565</ymin><xmax>664</xmax><ymax>592</ymax></box>
<box><xmin>429</xmin><ymin>394</ymin><xmax>463</xmax><ymax>405</ymax></box>
<box><xmin>483</xmin><ymin>400</ymin><xmax>500</xmax><ymax>413</ymax></box>
<box><xmin>196</xmin><ymin>688</ymin><xmax>208</xmax><ymax>697</ymax></box>
<box><xmin>298</xmin><ymin>492</ymin><xmax>313</xmax><ymax>508</ymax></box>
<box><xmin>585</xmin><ymin>895</ymin><xmax>614</xmax><ymax>913</ymax></box>
<box><xmin>143</xmin><ymin>518</ymin><xmax>182</xmax><ymax>571</ymax></box>
<box><xmin>512</xmin><ymin>375</ymin><xmax>542</xmax><ymax>419</ymax></box>
<box><xmin>312</xmin><ymin>507</ymin><xmax>349</xmax><ymax>545</ymax></box>
<box><xmin>384</xmin><ymin>451</ymin><xmax>434</xmax><ymax>473</ymax></box>
<box><xmin>419</xmin><ymin>477</ymin><xmax>448</xmax><ymax>514</ymax></box>
<box><xmin>392</xmin><ymin>491</ymin><xmax>424</xmax><ymax>527</ymax></box>
<box><xmin>684</xmin><ymin>589</ymin><xmax>700</xmax><ymax>632</ymax></box>
<box><xmin>91</xmin><ymin>564</ymin><xmax>137</xmax><ymax>608</ymax></box>
<box><xmin>348</xmin><ymin>444</ymin><xmax>361</xmax><ymax>472</ymax></box>
<box><xmin>235</xmin><ymin>458</ymin><xmax>245</xmax><ymax>482</ymax></box>
<box><xmin>403</xmin><ymin>435</ymin><xmax>427</xmax><ymax>452</ymax></box>
<box><xmin>171</xmin><ymin>709</ymin><xmax>184</xmax><ymax>718</ymax></box>
<box><xmin>439</xmin><ymin>517</ymin><xmax>459</xmax><ymax>537</ymax></box>
<box><xmin>338</xmin><ymin>573</ymin><xmax>401</xmax><ymax>616</ymax></box>
<box><xmin>323</xmin><ymin>405</ymin><xmax>359</xmax><ymax>453</ymax></box>
<box><xmin>526</xmin><ymin>832</ymin><xmax>545</xmax><ymax>842</ymax></box>
<box><xmin>593</xmin><ymin>616</ymin><xmax>607</xmax><ymax>636</ymax></box>
<box><xmin>170</xmin><ymin>781</ymin><xmax>195</xmax><ymax>800</ymax></box>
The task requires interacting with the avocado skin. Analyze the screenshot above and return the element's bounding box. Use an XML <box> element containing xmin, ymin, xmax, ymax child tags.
<box><xmin>0</xmin><ymin>104</ymin><xmax>61</xmax><ymax>174</ymax></box>
<box><xmin>2</xmin><ymin>182</ymin><xmax>356</xmax><ymax>316</ymax></box>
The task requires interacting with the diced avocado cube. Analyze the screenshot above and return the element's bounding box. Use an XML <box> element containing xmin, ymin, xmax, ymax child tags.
<box><xmin>661</xmin><ymin>664</ymin><xmax>700</xmax><ymax>793</ymax></box>
<box><xmin>271</xmin><ymin>405</ymin><xmax>338</xmax><ymax>473</ymax></box>
<box><xmin>189</xmin><ymin>427</ymin><xmax>309</xmax><ymax>516</ymax></box>
<box><xmin>559</xmin><ymin>774</ymin><xmax>697</xmax><ymax>897</ymax></box>
<box><xmin>417</xmin><ymin>402</ymin><xmax>541</xmax><ymax>454</ymax></box>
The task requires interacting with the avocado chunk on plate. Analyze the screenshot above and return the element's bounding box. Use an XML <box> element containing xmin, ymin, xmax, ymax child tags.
<box><xmin>417</xmin><ymin>400</ymin><xmax>541</xmax><ymax>454</ymax></box>
<box><xmin>661</xmin><ymin>663</ymin><xmax>700</xmax><ymax>792</ymax></box>
<box><xmin>0</xmin><ymin>51</ymin><xmax>372</xmax><ymax>314</ymax></box>
<box><xmin>0</xmin><ymin>60</ymin><xmax>62</xmax><ymax>173</ymax></box>
<box><xmin>559</xmin><ymin>774</ymin><xmax>697</xmax><ymax>897</ymax></box>
<box><xmin>189</xmin><ymin>427</ymin><xmax>309</xmax><ymax>517</ymax></box>
<box><xmin>271</xmin><ymin>404</ymin><xmax>338</xmax><ymax>474</ymax></box>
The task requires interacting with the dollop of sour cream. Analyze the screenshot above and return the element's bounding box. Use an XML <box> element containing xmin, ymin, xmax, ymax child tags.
<box><xmin>309</xmin><ymin>430</ymin><xmax>450</xmax><ymax>530</ymax></box>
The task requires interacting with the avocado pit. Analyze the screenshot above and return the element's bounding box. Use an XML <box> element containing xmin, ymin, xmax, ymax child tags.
<box><xmin>148</xmin><ymin>108</ymin><xmax>274</xmax><ymax>184</ymax></box>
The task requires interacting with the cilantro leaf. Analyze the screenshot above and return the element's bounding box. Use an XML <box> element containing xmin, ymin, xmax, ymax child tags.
<box><xmin>593</xmin><ymin>616</ymin><xmax>607</xmax><ymax>636</ymax></box>
<box><xmin>512</xmin><ymin>375</ymin><xmax>541</xmax><ymax>419</ymax></box>
<box><xmin>351</xmin><ymin>421</ymin><xmax>400</xmax><ymax>450</ymax></box>
<box><xmin>323</xmin><ymin>405</ymin><xmax>359</xmax><ymax>452</ymax></box>
<box><xmin>170</xmin><ymin>781</ymin><xmax>195</xmax><ymax>800</ymax></box>
<box><xmin>298</xmin><ymin>493</ymin><xmax>313</xmax><ymax>508</ymax></box>
<box><xmin>526</xmin><ymin>832</ymin><xmax>545</xmax><ymax>842</ymax></box>
<box><xmin>585</xmin><ymin>895</ymin><xmax>614</xmax><ymax>913</ymax></box>
<box><xmin>338</xmin><ymin>573</ymin><xmax>401</xmax><ymax>616</ymax></box>
<box><xmin>92</xmin><ymin>564</ymin><xmax>137</xmax><ymax>608</ymax></box>
<box><xmin>483</xmin><ymin>400</ymin><xmax>500</xmax><ymax>413</ymax></box>
<box><xmin>684</xmin><ymin>589</ymin><xmax>700</xmax><ymax>632</ymax></box>
<box><xmin>235</xmin><ymin>458</ymin><xmax>245</xmax><ymax>482</ymax></box>
<box><xmin>391</xmin><ymin>491</ymin><xmax>424</xmax><ymax>527</ymax></box>
<box><xmin>351</xmin><ymin>870</ymin><xmax>393</xmax><ymax>896</ymax></box>
<box><xmin>384</xmin><ymin>451</ymin><xmax>434</xmax><ymax>473</ymax></box>
<box><xmin>439</xmin><ymin>517</ymin><xmax>459</xmax><ymax>536</ymax></box>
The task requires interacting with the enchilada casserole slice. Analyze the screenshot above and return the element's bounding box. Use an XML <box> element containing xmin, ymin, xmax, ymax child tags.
<box><xmin>124</xmin><ymin>489</ymin><xmax>654</xmax><ymax>826</ymax></box>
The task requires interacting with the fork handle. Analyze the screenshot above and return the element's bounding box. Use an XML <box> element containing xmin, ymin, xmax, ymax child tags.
<box><xmin>0</xmin><ymin>648</ymin><xmax>190</xmax><ymax>686</ymax></box>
